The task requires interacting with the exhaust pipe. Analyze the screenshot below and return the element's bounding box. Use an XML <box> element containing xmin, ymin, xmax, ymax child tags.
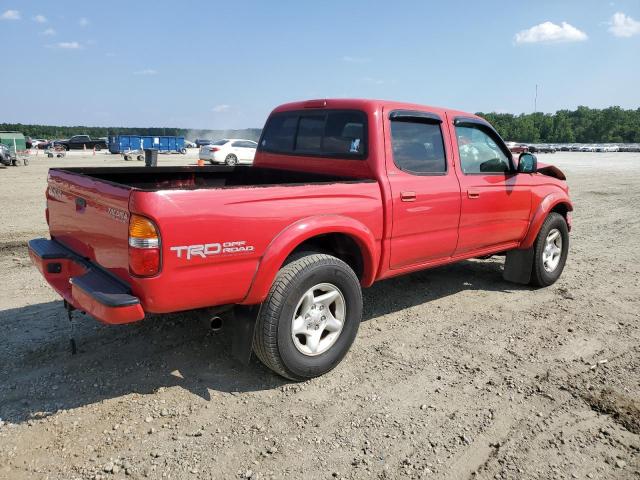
<box><xmin>209</xmin><ymin>316</ymin><xmax>223</xmax><ymax>332</ymax></box>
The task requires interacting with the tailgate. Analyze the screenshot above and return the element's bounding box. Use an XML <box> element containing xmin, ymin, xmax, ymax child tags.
<box><xmin>47</xmin><ymin>169</ymin><xmax>132</xmax><ymax>282</ymax></box>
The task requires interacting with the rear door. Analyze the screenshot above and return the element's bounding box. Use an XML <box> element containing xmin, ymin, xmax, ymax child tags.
<box><xmin>386</xmin><ymin>109</ymin><xmax>461</xmax><ymax>269</ymax></box>
<box><xmin>448</xmin><ymin>116</ymin><xmax>531</xmax><ymax>254</ymax></box>
<box><xmin>237</xmin><ymin>140</ymin><xmax>257</xmax><ymax>162</ymax></box>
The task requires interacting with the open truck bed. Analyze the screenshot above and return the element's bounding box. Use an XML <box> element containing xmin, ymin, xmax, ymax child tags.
<box><xmin>34</xmin><ymin>164</ymin><xmax>382</xmax><ymax>323</ymax></box>
<box><xmin>53</xmin><ymin>165</ymin><xmax>368</xmax><ymax>191</ymax></box>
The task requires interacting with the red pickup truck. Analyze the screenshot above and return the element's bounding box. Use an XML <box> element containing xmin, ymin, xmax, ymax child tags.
<box><xmin>29</xmin><ymin>99</ymin><xmax>572</xmax><ymax>380</ymax></box>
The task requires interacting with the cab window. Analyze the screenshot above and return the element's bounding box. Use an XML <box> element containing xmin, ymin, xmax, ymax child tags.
<box><xmin>455</xmin><ymin>125</ymin><xmax>511</xmax><ymax>174</ymax></box>
<box><xmin>390</xmin><ymin>119</ymin><xmax>446</xmax><ymax>174</ymax></box>
<box><xmin>259</xmin><ymin>109</ymin><xmax>367</xmax><ymax>159</ymax></box>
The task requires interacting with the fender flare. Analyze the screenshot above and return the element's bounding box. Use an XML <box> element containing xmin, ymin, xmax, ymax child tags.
<box><xmin>241</xmin><ymin>215</ymin><xmax>379</xmax><ymax>305</ymax></box>
<box><xmin>520</xmin><ymin>193</ymin><xmax>573</xmax><ymax>250</ymax></box>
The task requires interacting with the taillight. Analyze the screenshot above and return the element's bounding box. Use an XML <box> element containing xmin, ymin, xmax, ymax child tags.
<box><xmin>209</xmin><ymin>147</ymin><xmax>219</xmax><ymax>152</ymax></box>
<box><xmin>128</xmin><ymin>214</ymin><xmax>160</xmax><ymax>276</ymax></box>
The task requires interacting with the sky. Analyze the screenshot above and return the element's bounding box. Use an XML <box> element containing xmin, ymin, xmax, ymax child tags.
<box><xmin>1</xmin><ymin>0</ymin><xmax>639</xmax><ymax>129</ymax></box>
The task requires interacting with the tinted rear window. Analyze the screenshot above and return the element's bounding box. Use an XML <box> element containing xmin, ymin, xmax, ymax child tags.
<box><xmin>212</xmin><ymin>139</ymin><xmax>229</xmax><ymax>146</ymax></box>
<box><xmin>259</xmin><ymin>109</ymin><xmax>367</xmax><ymax>159</ymax></box>
<box><xmin>391</xmin><ymin>120</ymin><xmax>447</xmax><ymax>174</ymax></box>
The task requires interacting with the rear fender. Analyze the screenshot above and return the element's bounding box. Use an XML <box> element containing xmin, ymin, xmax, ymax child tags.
<box><xmin>241</xmin><ymin>215</ymin><xmax>378</xmax><ymax>305</ymax></box>
<box><xmin>520</xmin><ymin>193</ymin><xmax>573</xmax><ymax>250</ymax></box>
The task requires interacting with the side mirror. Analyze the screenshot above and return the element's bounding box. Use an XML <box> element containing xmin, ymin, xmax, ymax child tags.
<box><xmin>518</xmin><ymin>152</ymin><xmax>537</xmax><ymax>173</ymax></box>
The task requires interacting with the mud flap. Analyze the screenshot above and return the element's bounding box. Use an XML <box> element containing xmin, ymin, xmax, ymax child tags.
<box><xmin>503</xmin><ymin>248</ymin><xmax>534</xmax><ymax>285</ymax></box>
<box><xmin>231</xmin><ymin>305</ymin><xmax>259</xmax><ymax>365</ymax></box>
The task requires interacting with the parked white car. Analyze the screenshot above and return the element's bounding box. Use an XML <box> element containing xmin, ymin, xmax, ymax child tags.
<box><xmin>199</xmin><ymin>139</ymin><xmax>257</xmax><ymax>165</ymax></box>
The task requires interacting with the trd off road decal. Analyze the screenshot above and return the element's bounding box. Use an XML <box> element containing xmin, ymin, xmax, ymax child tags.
<box><xmin>170</xmin><ymin>241</ymin><xmax>254</xmax><ymax>260</ymax></box>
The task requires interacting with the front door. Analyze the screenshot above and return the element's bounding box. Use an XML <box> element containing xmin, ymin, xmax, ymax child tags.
<box><xmin>448</xmin><ymin>116</ymin><xmax>531</xmax><ymax>254</ymax></box>
<box><xmin>387</xmin><ymin>109</ymin><xmax>461</xmax><ymax>269</ymax></box>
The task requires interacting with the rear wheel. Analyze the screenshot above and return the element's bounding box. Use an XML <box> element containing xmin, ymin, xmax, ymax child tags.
<box><xmin>225</xmin><ymin>154</ymin><xmax>238</xmax><ymax>166</ymax></box>
<box><xmin>530</xmin><ymin>212</ymin><xmax>569</xmax><ymax>287</ymax></box>
<box><xmin>253</xmin><ymin>253</ymin><xmax>362</xmax><ymax>381</ymax></box>
<box><xmin>94</xmin><ymin>145</ymin><xmax>102</xmax><ymax>152</ymax></box>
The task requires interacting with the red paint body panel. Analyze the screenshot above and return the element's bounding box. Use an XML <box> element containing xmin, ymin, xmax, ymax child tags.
<box><xmin>32</xmin><ymin>98</ymin><xmax>572</xmax><ymax>323</ymax></box>
<box><xmin>47</xmin><ymin>170</ymin><xmax>131</xmax><ymax>282</ymax></box>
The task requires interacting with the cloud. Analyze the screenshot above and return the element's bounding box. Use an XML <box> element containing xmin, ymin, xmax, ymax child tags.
<box><xmin>79</xmin><ymin>17</ymin><xmax>89</xmax><ymax>27</ymax></box>
<box><xmin>133</xmin><ymin>69</ymin><xmax>158</xmax><ymax>75</ymax></box>
<box><xmin>48</xmin><ymin>41</ymin><xmax>82</xmax><ymax>49</ymax></box>
<box><xmin>41</xmin><ymin>28</ymin><xmax>56</xmax><ymax>36</ymax></box>
<box><xmin>212</xmin><ymin>104</ymin><xmax>231</xmax><ymax>113</ymax></box>
<box><xmin>1</xmin><ymin>9</ymin><xmax>20</xmax><ymax>20</ymax></box>
<box><xmin>362</xmin><ymin>76</ymin><xmax>384</xmax><ymax>85</ymax></box>
<box><xmin>342</xmin><ymin>55</ymin><xmax>370</xmax><ymax>63</ymax></box>
<box><xmin>33</xmin><ymin>14</ymin><xmax>47</xmax><ymax>23</ymax></box>
<box><xmin>514</xmin><ymin>21</ymin><xmax>588</xmax><ymax>44</ymax></box>
<box><xmin>608</xmin><ymin>12</ymin><xmax>640</xmax><ymax>37</ymax></box>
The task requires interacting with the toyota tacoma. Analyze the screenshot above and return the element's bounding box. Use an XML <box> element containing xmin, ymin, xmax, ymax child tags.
<box><xmin>29</xmin><ymin>99</ymin><xmax>572</xmax><ymax>380</ymax></box>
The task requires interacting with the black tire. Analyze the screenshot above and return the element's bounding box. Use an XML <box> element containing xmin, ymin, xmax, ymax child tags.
<box><xmin>253</xmin><ymin>253</ymin><xmax>362</xmax><ymax>381</ymax></box>
<box><xmin>137</xmin><ymin>155</ymin><xmax>144</xmax><ymax>161</ymax></box>
<box><xmin>225</xmin><ymin>154</ymin><xmax>238</xmax><ymax>166</ymax></box>
<box><xmin>180</xmin><ymin>148</ymin><xmax>187</xmax><ymax>154</ymax></box>
<box><xmin>94</xmin><ymin>145</ymin><xmax>101</xmax><ymax>152</ymax></box>
<box><xmin>124</xmin><ymin>155</ymin><xmax>131</xmax><ymax>161</ymax></box>
<box><xmin>530</xmin><ymin>212</ymin><xmax>569</xmax><ymax>287</ymax></box>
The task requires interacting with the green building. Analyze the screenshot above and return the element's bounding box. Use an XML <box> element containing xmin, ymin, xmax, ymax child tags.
<box><xmin>0</xmin><ymin>131</ymin><xmax>27</xmax><ymax>152</ymax></box>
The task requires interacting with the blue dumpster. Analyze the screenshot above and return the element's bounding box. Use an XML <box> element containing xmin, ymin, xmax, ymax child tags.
<box><xmin>108</xmin><ymin>135</ymin><xmax>185</xmax><ymax>154</ymax></box>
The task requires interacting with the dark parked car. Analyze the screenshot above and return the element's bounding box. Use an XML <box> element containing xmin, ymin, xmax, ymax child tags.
<box><xmin>195</xmin><ymin>139</ymin><xmax>213</xmax><ymax>147</ymax></box>
<box><xmin>0</xmin><ymin>143</ymin><xmax>14</xmax><ymax>166</ymax></box>
<box><xmin>529</xmin><ymin>144</ymin><xmax>556</xmax><ymax>154</ymax></box>
<box><xmin>49</xmin><ymin>135</ymin><xmax>107</xmax><ymax>151</ymax></box>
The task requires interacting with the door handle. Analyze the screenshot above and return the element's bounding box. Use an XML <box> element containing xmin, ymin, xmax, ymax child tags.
<box><xmin>401</xmin><ymin>191</ymin><xmax>416</xmax><ymax>202</ymax></box>
<box><xmin>467</xmin><ymin>189</ymin><xmax>480</xmax><ymax>199</ymax></box>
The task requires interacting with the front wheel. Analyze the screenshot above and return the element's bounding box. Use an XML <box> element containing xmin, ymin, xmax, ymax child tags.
<box><xmin>253</xmin><ymin>253</ymin><xmax>362</xmax><ymax>381</ymax></box>
<box><xmin>530</xmin><ymin>212</ymin><xmax>569</xmax><ymax>287</ymax></box>
<box><xmin>225</xmin><ymin>154</ymin><xmax>238</xmax><ymax>166</ymax></box>
<box><xmin>94</xmin><ymin>145</ymin><xmax>102</xmax><ymax>152</ymax></box>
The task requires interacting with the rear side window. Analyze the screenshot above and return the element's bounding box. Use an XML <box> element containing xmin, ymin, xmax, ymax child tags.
<box><xmin>390</xmin><ymin>119</ymin><xmax>447</xmax><ymax>174</ymax></box>
<box><xmin>259</xmin><ymin>109</ymin><xmax>367</xmax><ymax>159</ymax></box>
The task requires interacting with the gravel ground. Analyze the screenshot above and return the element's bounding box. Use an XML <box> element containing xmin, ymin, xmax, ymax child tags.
<box><xmin>0</xmin><ymin>151</ymin><xmax>638</xmax><ymax>480</ymax></box>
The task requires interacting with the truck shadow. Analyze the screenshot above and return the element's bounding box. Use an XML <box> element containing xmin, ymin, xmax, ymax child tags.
<box><xmin>0</xmin><ymin>257</ymin><xmax>528</xmax><ymax>424</ymax></box>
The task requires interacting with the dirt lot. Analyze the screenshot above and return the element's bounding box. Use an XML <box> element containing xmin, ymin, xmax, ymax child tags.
<box><xmin>0</xmin><ymin>151</ymin><xmax>638</xmax><ymax>480</ymax></box>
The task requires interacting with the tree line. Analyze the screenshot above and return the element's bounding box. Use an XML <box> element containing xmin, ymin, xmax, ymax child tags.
<box><xmin>0</xmin><ymin>124</ymin><xmax>262</xmax><ymax>142</ymax></box>
<box><xmin>478</xmin><ymin>106</ymin><xmax>640</xmax><ymax>143</ymax></box>
<box><xmin>2</xmin><ymin>106</ymin><xmax>639</xmax><ymax>143</ymax></box>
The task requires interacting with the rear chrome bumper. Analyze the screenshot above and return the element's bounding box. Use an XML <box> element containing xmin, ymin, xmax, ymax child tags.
<box><xmin>28</xmin><ymin>238</ymin><xmax>145</xmax><ymax>324</ymax></box>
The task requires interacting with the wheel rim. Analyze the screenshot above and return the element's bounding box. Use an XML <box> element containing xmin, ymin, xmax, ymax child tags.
<box><xmin>226</xmin><ymin>155</ymin><xmax>237</xmax><ymax>165</ymax></box>
<box><xmin>542</xmin><ymin>228</ymin><xmax>562</xmax><ymax>272</ymax></box>
<box><xmin>291</xmin><ymin>283</ymin><xmax>345</xmax><ymax>356</ymax></box>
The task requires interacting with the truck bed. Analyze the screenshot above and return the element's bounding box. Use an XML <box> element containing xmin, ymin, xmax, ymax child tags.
<box><xmin>52</xmin><ymin>166</ymin><xmax>371</xmax><ymax>191</ymax></box>
<box><xmin>44</xmin><ymin>165</ymin><xmax>383</xmax><ymax>315</ymax></box>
